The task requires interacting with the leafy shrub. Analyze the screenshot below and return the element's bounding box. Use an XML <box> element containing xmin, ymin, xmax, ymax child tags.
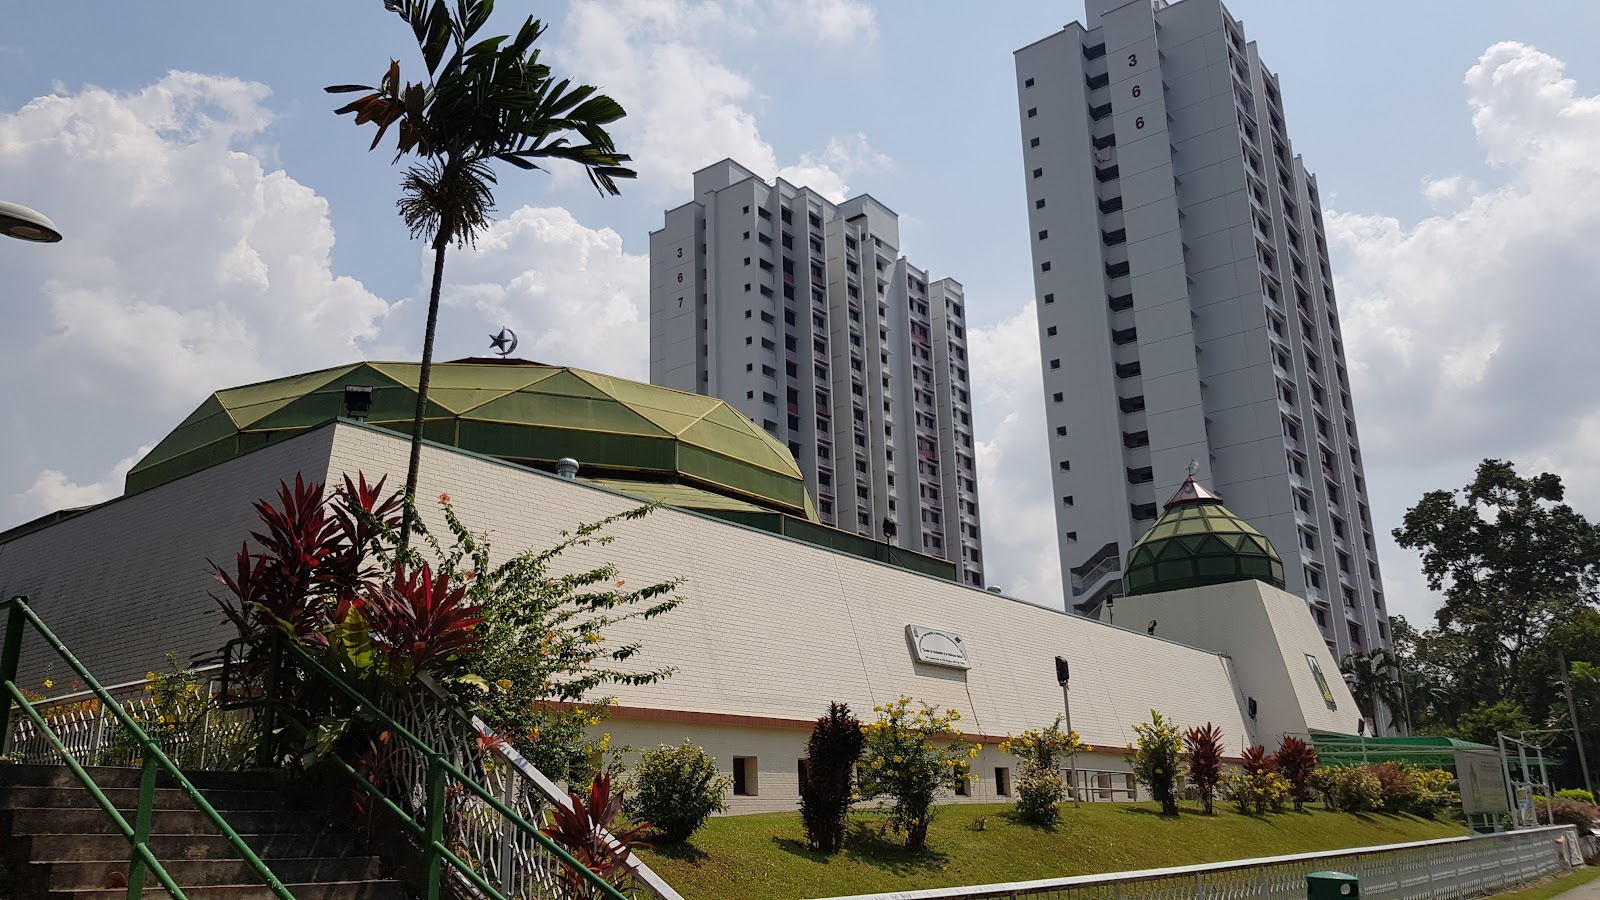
<box><xmin>1015</xmin><ymin>765</ymin><xmax>1068</xmax><ymax>827</ymax></box>
<box><xmin>1225</xmin><ymin>769</ymin><xmax>1290</xmax><ymax>815</ymax></box>
<box><xmin>1535</xmin><ymin>796</ymin><xmax>1600</xmax><ymax>828</ymax></box>
<box><xmin>1406</xmin><ymin>767</ymin><xmax>1458</xmax><ymax>819</ymax></box>
<box><xmin>800</xmin><ymin>702</ymin><xmax>864</xmax><ymax>854</ymax></box>
<box><xmin>1002</xmin><ymin>717</ymin><xmax>1087</xmax><ymax>827</ymax></box>
<box><xmin>1273</xmin><ymin>736</ymin><xmax>1319</xmax><ymax>812</ymax></box>
<box><xmin>1558</xmin><ymin>788</ymin><xmax>1596</xmax><ymax>805</ymax></box>
<box><xmin>856</xmin><ymin>698</ymin><xmax>976</xmax><ymax>850</ymax></box>
<box><xmin>1317</xmin><ymin>765</ymin><xmax>1384</xmax><ymax>812</ymax></box>
<box><xmin>627</xmin><ymin>742</ymin><xmax>729</xmax><ymax>843</ymax></box>
<box><xmin>1183</xmin><ymin>723</ymin><xmax>1224</xmax><ymax>815</ymax></box>
<box><xmin>1229</xmin><ymin>745</ymin><xmax>1285</xmax><ymax>814</ymax></box>
<box><xmin>1127</xmin><ymin>711</ymin><xmax>1182</xmax><ymax>815</ymax></box>
<box><xmin>1367</xmin><ymin>762</ymin><xmax>1417</xmax><ymax>813</ymax></box>
<box><xmin>104</xmin><ymin>653</ymin><xmax>218</xmax><ymax>768</ymax></box>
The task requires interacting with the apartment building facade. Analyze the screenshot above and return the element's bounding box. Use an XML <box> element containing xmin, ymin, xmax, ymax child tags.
<box><xmin>1014</xmin><ymin>0</ymin><xmax>1389</xmax><ymax>658</ymax></box>
<box><xmin>650</xmin><ymin>160</ymin><xmax>986</xmax><ymax>587</ymax></box>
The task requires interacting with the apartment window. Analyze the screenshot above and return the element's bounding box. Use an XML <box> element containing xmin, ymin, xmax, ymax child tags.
<box><xmin>1050</xmin><ymin>359</ymin><xmax>1061</xmax><ymax>370</ymax></box>
<box><xmin>1027</xmin><ymin>107</ymin><xmax>1038</xmax><ymax>118</ymax></box>
<box><xmin>1123</xmin><ymin>430</ymin><xmax>1150</xmax><ymax>449</ymax></box>
<box><xmin>1035</xmin><ymin>198</ymin><xmax>1046</xmax><ymax>209</ymax></box>
<box><xmin>1062</xmin><ymin>495</ymin><xmax>1074</xmax><ymax>507</ymax></box>
<box><xmin>1131</xmin><ymin>502</ymin><xmax>1158</xmax><ymax>520</ymax></box>
<box><xmin>732</xmin><ymin>757</ymin><xmax>758</xmax><ymax>796</ymax></box>
<box><xmin>742</xmin><ymin>205</ymin><xmax>750</xmax><ymax>214</ymax></box>
<box><xmin>1043</xmin><ymin>293</ymin><xmax>1055</xmax><ymax>304</ymax></box>
<box><xmin>1024</xmin><ymin>77</ymin><xmax>1035</xmax><ymax>88</ymax></box>
<box><xmin>1038</xmin><ymin>229</ymin><xmax>1049</xmax><ymax>240</ymax></box>
<box><xmin>955</xmin><ymin>776</ymin><xmax>971</xmax><ymax>797</ymax></box>
<box><xmin>1059</xmin><ymin>460</ymin><xmax>1071</xmax><ymax>471</ymax></box>
<box><xmin>1032</xmin><ymin>167</ymin><xmax>1043</xmax><ymax>179</ymax></box>
<box><xmin>1047</xmin><ymin>326</ymin><xmax>1058</xmax><ymax>336</ymax></box>
<box><xmin>1053</xmin><ymin>392</ymin><xmax>1064</xmax><ymax>402</ymax></box>
<box><xmin>1067</xmin><ymin>531</ymin><xmax>1077</xmax><ymax>541</ymax></box>
<box><xmin>1055</xmin><ymin>425</ymin><xmax>1067</xmax><ymax>436</ymax></box>
<box><xmin>1030</xmin><ymin>137</ymin><xmax>1041</xmax><ymax>148</ymax></box>
<box><xmin>995</xmin><ymin>767</ymin><xmax>1013</xmax><ymax>797</ymax></box>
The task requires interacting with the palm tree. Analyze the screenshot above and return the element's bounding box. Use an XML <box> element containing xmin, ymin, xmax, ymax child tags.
<box><xmin>1342</xmin><ymin>648</ymin><xmax>1406</xmax><ymax>733</ymax></box>
<box><xmin>328</xmin><ymin>0</ymin><xmax>635</xmax><ymax>547</ymax></box>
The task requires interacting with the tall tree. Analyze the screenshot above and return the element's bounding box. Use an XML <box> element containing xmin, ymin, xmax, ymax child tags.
<box><xmin>328</xmin><ymin>0</ymin><xmax>635</xmax><ymax>546</ymax></box>
<box><xmin>1340</xmin><ymin>648</ymin><xmax>1405</xmax><ymax>732</ymax></box>
<box><xmin>1393</xmin><ymin>458</ymin><xmax>1600</xmax><ymax>702</ymax></box>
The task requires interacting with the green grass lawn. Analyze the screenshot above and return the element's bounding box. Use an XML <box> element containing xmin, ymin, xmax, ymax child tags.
<box><xmin>636</xmin><ymin>802</ymin><xmax>1466</xmax><ymax>900</ymax></box>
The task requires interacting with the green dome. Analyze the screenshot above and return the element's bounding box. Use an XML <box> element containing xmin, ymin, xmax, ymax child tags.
<box><xmin>1123</xmin><ymin>477</ymin><xmax>1285</xmax><ymax>596</ymax></box>
<box><xmin>127</xmin><ymin>359</ymin><xmax>818</xmax><ymax>521</ymax></box>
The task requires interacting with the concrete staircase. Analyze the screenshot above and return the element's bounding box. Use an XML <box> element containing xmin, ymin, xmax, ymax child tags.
<box><xmin>0</xmin><ymin>764</ymin><xmax>404</xmax><ymax>899</ymax></box>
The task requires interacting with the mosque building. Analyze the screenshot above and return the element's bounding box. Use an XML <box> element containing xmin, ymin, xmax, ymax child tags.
<box><xmin>0</xmin><ymin>359</ymin><xmax>1359</xmax><ymax>811</ymax></box>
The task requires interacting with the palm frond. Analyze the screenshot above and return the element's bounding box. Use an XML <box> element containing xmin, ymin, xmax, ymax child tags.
<box><xmin>398</xmin><ymin>159</ymin><xmax>496</xmax><ymax>247</ymax></box>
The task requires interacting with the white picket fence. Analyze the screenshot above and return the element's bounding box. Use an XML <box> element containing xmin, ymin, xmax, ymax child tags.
<box><xmin>811</xmin><ymin>825</ymin><xmax>1583</xmax><ymax>900</ymax></box>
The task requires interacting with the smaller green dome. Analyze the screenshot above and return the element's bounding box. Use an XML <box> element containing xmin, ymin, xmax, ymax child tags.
<box><xmin>1123</xmin><ymin>477</ymin><xmax>1285</xmax><ymax>596</ymax></box>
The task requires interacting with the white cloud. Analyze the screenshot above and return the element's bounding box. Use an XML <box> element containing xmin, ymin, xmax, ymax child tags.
<box><xmin>15</xmin><ymin>446</ymin><xmax>151</xmax><ymax>520</ymax></box>
<box><xmin>777</xmin><ymin>0</ymin><xmax>877</xmax><ymax>46</ymax></box>
<box><xmin>1327</xmin><ymin>41</ymin><xmax>1600</xmax><ymax>621</ymax></box>
<box><xmin>968</xmin><ymin>302</ymin><xmax>1062</xmax><ymax>609</ymax></box>
<box><xmin>559</xmin><ymin>0</ymin><xmax>887</xmax><ymax>197</ymax></box>
<box><xmin>0</xmin><ymin>73</ymin><xmax>391</xmax><ymax>525</ymax></box>
<box><xmin>438</xmin><ymin>206</ymin><xmax>650</xmax><ymax>379</ymax></box>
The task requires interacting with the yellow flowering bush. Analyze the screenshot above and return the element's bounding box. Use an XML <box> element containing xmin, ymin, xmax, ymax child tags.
<box><xmin>855</xmin><ymin>697</ymin><xmax>976</xmax><ymax>850</ymax></box>
<box><xmin>1405</xmin><ymin>766</ymin><xmax>1458</xmax><ymax>819</ymax></box>
<box><xmin>105</xmin><ymin>653</ymin><xmax>220</xmax><ymax>768</ymax></box>
<box><xmin>1128</xmin><ymin>710</ymin><xmax>1182</xmax><ymax>815</ymax></box>
<box><xmin>1002</xmin><ymin>717</ymin><xmax>1086</xmax><ymax>826</ymax></box>
<box><xmin>1224</xmin><ymin>769</ymin><xmax>1290</xmax><ymax>815</ymax></box>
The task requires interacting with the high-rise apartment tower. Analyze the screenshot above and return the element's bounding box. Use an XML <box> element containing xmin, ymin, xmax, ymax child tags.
<box><xmin>650</xmin><ymin>160</ymin><xmax>986</xmax><ymax>587</ymax></box>
<box><xmin>1015</xmin><ymin>0</ymin><xmax>1389</xmax><ymax>658</ymax></box>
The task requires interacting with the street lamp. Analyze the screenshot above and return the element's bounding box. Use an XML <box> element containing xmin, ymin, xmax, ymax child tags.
<box><xmin>0</xmin><ymin>201</ymin><xmax>63</xmax><ymax>243</ymax></box>
<box><xmin>1055</xmin><ymin>656</ymin><xmax>1080</xmax><ymax>808</ymax></box>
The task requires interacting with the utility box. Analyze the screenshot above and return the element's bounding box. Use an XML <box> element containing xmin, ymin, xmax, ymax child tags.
<box><xmin>1307</xmin><ymin>871</ymin><xmax>1359</xmax><ymax>900</ymax></box>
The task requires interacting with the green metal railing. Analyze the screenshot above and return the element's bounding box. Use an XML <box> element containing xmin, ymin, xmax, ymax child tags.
<box><xmin>268</xmin><ymin>635</ymin><xmax>630</xmax><ymax>900</ymax></box>
<box><xmin>0</xmin><ymin>596</ymin><xmax>294</xmax><ymax>900</ymax></box>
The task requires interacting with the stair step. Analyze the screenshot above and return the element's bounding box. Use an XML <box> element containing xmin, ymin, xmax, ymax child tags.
<box><xmin>47</xmin><ymin>880</ymin><xmax>405</xmax><ymax>900</ymax></box>
<box><xmin>0</xmin><ymin>785</ymin><xmax>291</xmax><ymax>811</ymax></box>
<box><xmin>32</xmin><ymin>857</ymin><xmax>381</xmax><ymax>891</ymax></box>
<box><xmin>0</xmin><ymin>764</ymin><xmax>284</xmax><ymax>792</ymax></box>
<box><xmin>16</xmin><ymin>831</ymin><xmax>362</xmax><ymax>862</ymax></box>
<box><xmin>2</xmin><ymin>807</ymin><xmax>319</xmax><ymax>836</ymax></box>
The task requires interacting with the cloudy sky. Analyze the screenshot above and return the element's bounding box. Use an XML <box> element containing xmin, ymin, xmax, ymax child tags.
<box><xmin>4</xmin><ymin>0</ymin><xmax>1600</xmax><ymax>628</ymax></box>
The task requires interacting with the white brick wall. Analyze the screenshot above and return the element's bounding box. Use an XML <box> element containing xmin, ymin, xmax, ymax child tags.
<box><xmin>0</xmin><ymin>428</ymin><xmax>338</xmax><ymax>686</ymax></box>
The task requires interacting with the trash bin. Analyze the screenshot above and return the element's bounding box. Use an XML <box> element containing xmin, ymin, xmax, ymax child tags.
<box><xmin>1307</xmin><ymin>871</ymin><xmax>1359</xmax><ymax>900</ymax></box>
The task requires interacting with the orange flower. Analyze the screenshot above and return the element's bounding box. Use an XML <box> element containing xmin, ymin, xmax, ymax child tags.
<box><xmin>438</xmin><ymin>492</ymin><xmax>451</xmax><ymax>504</ymax></box>
<box><xmin>615</xmin><ymin>580</ymin><xmax>626</xmax><ymax>587</ymax></box>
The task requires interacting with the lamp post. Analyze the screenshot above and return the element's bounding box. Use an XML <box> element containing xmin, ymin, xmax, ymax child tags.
<box><xmin>0</xmin><ymin>201</ymin><xmax>63</xmax><ymax>243</ymax></box>
<box><xmin>1055</xmin><ymin>656</ymin><xmax>1080</xmax><ymax>809</ymax></box>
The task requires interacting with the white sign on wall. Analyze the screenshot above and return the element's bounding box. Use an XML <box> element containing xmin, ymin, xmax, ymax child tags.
<box><xmin>907</xmin><ymin>625</ymin><xmax>970</xmax><ymax>670</ymax></box>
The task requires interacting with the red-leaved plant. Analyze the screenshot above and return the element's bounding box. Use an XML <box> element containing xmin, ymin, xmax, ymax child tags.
<box><xmin>1241</xmin><ymin>744</ymin><xmax>1277</xmax><ymax>777</ymax></box>
<box><xmin>1183</xmin><ymin>723</ymin><xmax>1225</xmax><ymax>815</ymax></box>
<box><xmin>210</xmin><ymin>473</ymin><xmax>403</xmax><ymax>644</ymax></box>
<box><xmin>541</xmin><ymin>773</ymin><xmax>650</xmax><ymax>899</ymax></box>
<box><xmin>1273</xmin><ymin>736</ymin><xmax>1319</xmax><ymax>812</ymax></box>
<box><xmin>362</xmin><ymin>561</ymin><xmax>483</xmax><ymax>679</ymax></box>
